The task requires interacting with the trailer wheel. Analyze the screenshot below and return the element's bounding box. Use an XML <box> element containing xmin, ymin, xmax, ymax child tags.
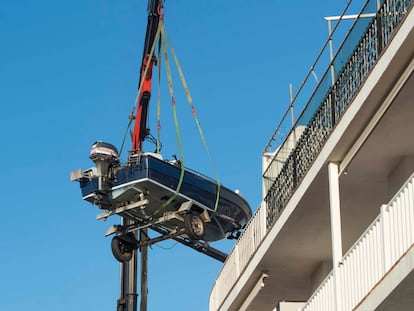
<box><xmin>184</xmin><ymin>213</ymin><xmax>205</xmax><ymax>240</ymax></box>
<box><xmin>111</xmin><ymin>236</ymin><xmax>134</xmax><ymax>262</ymax></box>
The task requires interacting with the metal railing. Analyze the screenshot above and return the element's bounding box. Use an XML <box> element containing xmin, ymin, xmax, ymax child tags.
<box><xmin>210</xmin><ymin>0</ymin><xmax>413</xmax><ymax>309</ymax></box>
<box><xmin>302</xmin><ymin>172</ymin><xmax>414</xmax><ymax>310</ymax></box>
<box><xmin>264</xmin><ymin>0</ymin><xmax>413</xmax><ymax>229</ymax></box>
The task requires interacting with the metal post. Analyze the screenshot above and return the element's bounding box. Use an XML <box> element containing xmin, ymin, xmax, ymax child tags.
<box><xmin>290</xmin><ymin>83</ymin><xmax>299</xmax><ymax>188</ymax></box>
<box><xmin>117</xmin><ymin>218</ymin><xmax>138</xmax><ymax>311</ymax></box>
<box><xmin>328</xmin><ymin>162</ymin><xmax>343</xmax><ymax>310</ymax></box>
<box><xmin>117</xmin><ymin>218</ymin><xmax>128</xmax><ymax>311</ymax></box>
<box><xmin>324</xmin><ymin>13</ymin><xmax>377</xmax><ymax>128</ymax></box>
<box><xmin>324</xmin><ymin>13</ymin><xmax>377</xmax><ymax>87</ymax></box>
<box><xmin>290</xmin><ymin>83</ymin><xmax>297</xmax><ymax>148</ymax></box>
<box><xmin>289</xmin><ymin>83</ymin><xmax>295</xmax><ymax>130</ymax></box>
<box><xmin>117</xmin><ymin>261</ymin><xmax>127</xmax><ymax>311</ymax></box>
<box><xmin>327</xmin><ymin>19</ymin><xmax>336</xmax><ymax>87</ymax></box>
<box><xmin>140</xmin><ymin>229</ymin><xmax>148</xmax><ymax>311</ymax></box>
<box><xmin>127</xmin><ymin>235</ymin><xmax>138</xmax><ymax>311</ymax></box>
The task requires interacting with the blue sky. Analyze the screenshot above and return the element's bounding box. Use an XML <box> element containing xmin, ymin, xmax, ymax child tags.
<box><xmin>1</xmin><ymin>1</ymin><xmax>350</xmax><ymax>310</ymax></box>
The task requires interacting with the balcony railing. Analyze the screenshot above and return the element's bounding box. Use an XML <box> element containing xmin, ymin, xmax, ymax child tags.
<box><xmin>302</xmin><ymin>172</ymin><xmax>414</xmax><ymax>310</ymax></box>
<box><xmin>210</xmin><ymin>0</ymin><xmax>413</xmax><ymax>309</ymax></box>
<box><xmin>264</xmin><ymin>0</ymin><xmax>413</xmax><ymax>230</ymax></box>
<box><xmin>209</xmin><ymin>203</ymin><xmax>267</xmax><ymax>311</ymax></box>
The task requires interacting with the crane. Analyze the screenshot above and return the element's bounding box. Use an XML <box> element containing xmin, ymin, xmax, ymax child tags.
<box><xmin>119</xmin><ymin>3</ymin><xmax>163</xmax><ymax>310</ymax></box>
<box><xmin>70</xmin><ymin>1</ymin><xmax>252</xmax><ymax>310</ymax></box>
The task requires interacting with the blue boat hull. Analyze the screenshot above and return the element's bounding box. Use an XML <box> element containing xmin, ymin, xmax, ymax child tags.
<box><xmin>79</xmin><ymin>154</ymin><xmax>252</xmax><ymax>241</ymax></box>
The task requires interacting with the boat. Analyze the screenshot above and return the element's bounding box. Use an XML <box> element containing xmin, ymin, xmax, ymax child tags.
<box><xmin>71</xmin><ymin>141</ymin><xmax>252</xmax><ymax>261</ymax></box>
<box><xmin>71</xmin><ymin>0</ymin><xmax>252</xmax><ymax>264</ymax></box>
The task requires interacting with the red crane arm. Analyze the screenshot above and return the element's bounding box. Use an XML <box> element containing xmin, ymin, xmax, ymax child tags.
<box><xmin>132</xmin><ymin>0</ymin><xmax>163</xmax><ymax>152</ymax></box>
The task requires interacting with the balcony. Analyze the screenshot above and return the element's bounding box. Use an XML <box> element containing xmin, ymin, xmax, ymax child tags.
<box><xmin>303</xmin><ymin>173</ymin><xmax>414</xmax><ymax>310</ymax></box>
<box><xmin>210</xmin><ymin>0</ymin><xmax>414</xmax><ymax>310</ymax></box>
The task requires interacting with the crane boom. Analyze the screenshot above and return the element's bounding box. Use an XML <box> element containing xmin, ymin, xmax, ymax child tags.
<box><xmin>132</xmin><ymin>0</ymin><xmax>163</xmax><ymax>152</ymax></box>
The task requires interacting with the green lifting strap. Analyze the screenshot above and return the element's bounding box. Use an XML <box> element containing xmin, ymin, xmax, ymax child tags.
<box><xmin>163</xmin><ymin>24</ymin><xmax>221</xmax><ymax>213</ymax></box>
<box><xmin>156</xmin><ymin>34</ymin><xmax>162</xmax><ymax>154</ymax></box>
<box><xmin>156</xmin><ymin>19</ymin><xmax>186</xmax><ymax>212</ymax></box>
<box><xmin>120</xmin><ymin>15</ymin><xmax>222</xmax><ymax>215</ymax></box>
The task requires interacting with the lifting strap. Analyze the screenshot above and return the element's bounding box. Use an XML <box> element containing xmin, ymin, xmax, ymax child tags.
<box><xmin>163</xmin><ymin>24</ymin><xmax>221</xmax><ymax>212</ymax></box>
<box><xmin>119</xmin><ymin>11</ymin><xmax>221</xmax><ymax>214</ymax></box>
<box><xmin>156</xmin><ymin>18</ymin><xmax>186</xmax><ymax>211</ymax></box>
<box><xmin>156</xmin><ymin>36</ymin><xmax>162</xmax><ymax>154</ymax></box>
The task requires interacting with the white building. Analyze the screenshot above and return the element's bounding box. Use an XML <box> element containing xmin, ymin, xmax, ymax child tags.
<box><xmin>210</xmin><ymin>0</ymin><xmax>414</xmax><ymax>310</ymax></box>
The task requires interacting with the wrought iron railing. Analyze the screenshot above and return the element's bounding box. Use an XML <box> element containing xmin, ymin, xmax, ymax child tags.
<box><xmin>263</xmin><ymin>0</ymin><xmax>413</xmax><ymax>230</ymax></box>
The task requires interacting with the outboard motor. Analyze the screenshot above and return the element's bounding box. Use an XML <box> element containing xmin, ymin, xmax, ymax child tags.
<box><xmin>89</xmin><ymin>141</ymin><xmax>119</xmax><ymax>191</ymax></box>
